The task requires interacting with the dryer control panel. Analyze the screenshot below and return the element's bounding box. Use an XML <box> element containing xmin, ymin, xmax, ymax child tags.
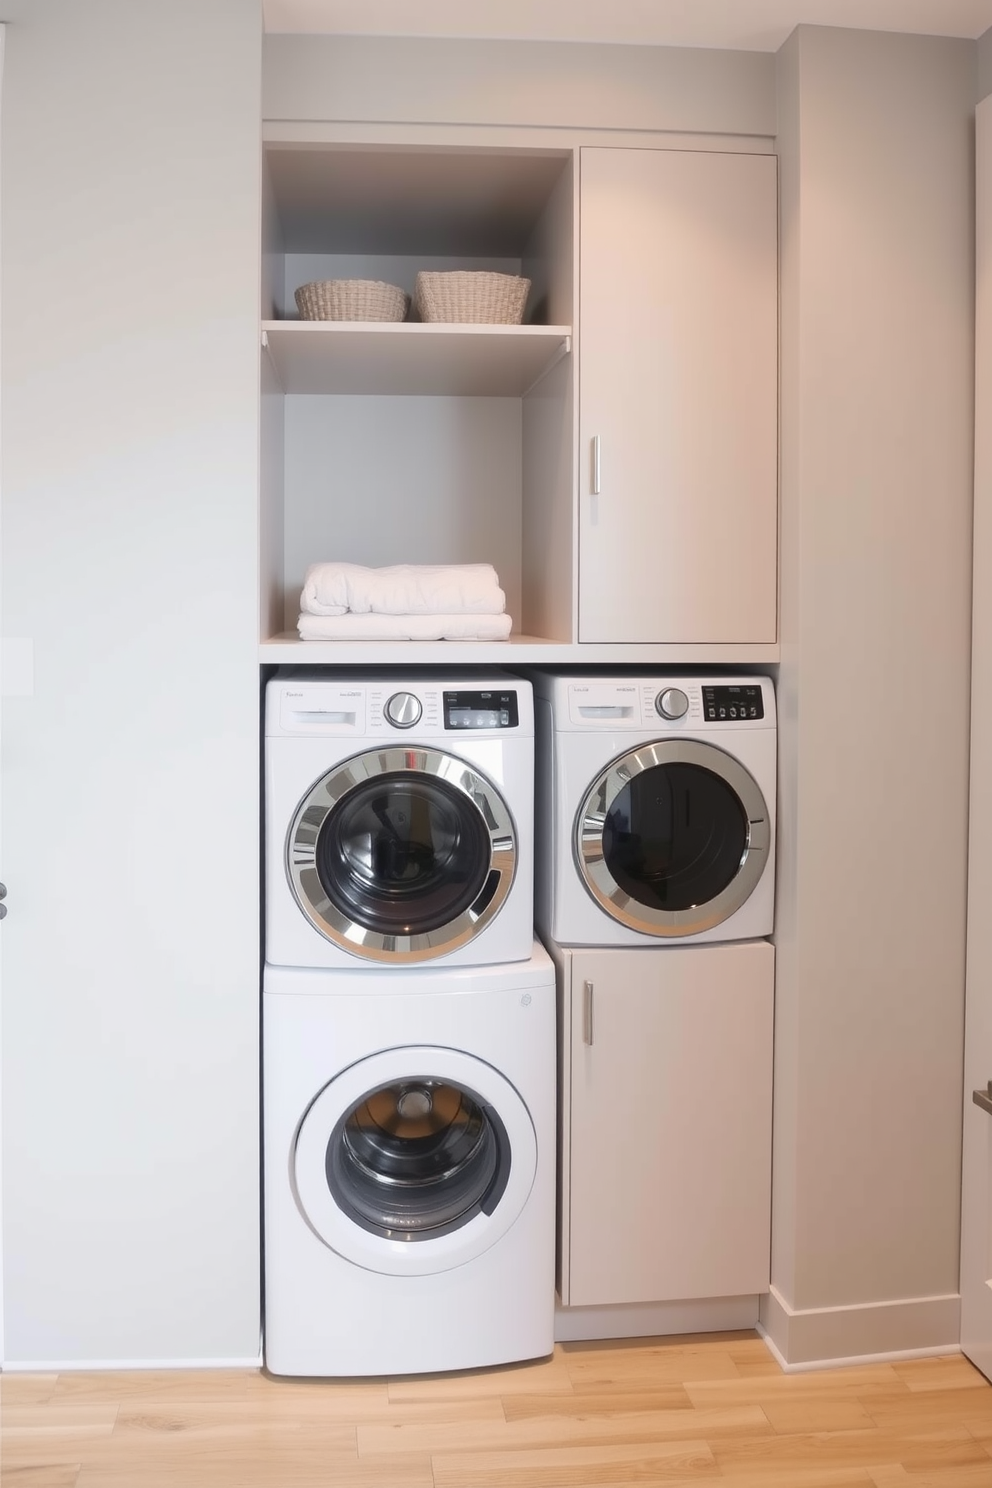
<box><xmin>702</xmin><ymin>684</ymin><xmax>765</xmax><ymax>722</ymax></box>
<box><xmin>559</xmin><ymin>676</ymin><xmax>774</xmax><ymax>731</ymax></box>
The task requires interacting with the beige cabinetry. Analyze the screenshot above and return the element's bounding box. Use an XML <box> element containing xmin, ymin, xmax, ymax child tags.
<box><xmin>577</xmin><ymin>147</ymin><xmax>778</xmax><ymax>644</ymax></box>
<box><xmin>557</xmin><ymin>941</ymin><xmax>774</xmax><ymax>1308</ymax></box>
<box><xmin>258</xmin><ymin>135</ymin><xmax>779</xmax><ymax>664</ymax></box>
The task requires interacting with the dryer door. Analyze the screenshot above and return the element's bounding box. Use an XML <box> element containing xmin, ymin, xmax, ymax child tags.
<box><xmin>293</xmin><ymin>1046</ymin><xmax>537</xmax><ymax>1276</ymax></box>
<box><xmin>286</xmin><ymin>747</ymin><xmax>516</xmax><ymax>963</ymax></box>
<box><xmin>575</xmin><ymin>739</ymin><xmax>770</xmax><ymax>937</ymax></box>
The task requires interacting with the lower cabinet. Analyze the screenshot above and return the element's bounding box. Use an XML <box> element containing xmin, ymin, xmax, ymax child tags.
<box><xmin>557</xmin><ymin>940</ymin><xmax>774</xmax><ymax>1308</ymax></box>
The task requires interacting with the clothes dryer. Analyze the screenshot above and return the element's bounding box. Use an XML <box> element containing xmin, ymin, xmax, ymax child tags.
<box><xmin>265</xmin><ymin>670</ymin><xmax>534</xmax><ymax>969</ymax></box>
<box><xmin>531</xmin><ymin>673</ymin><xmax>776</xmax><ymax>947</ymax></box>
<box><xmin>262</xmin><ymin>946</ymin><xmax>556</xmax><ymax>1377</ymax></box>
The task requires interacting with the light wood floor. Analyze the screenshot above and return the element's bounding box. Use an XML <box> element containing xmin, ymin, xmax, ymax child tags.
<box><xmin>3</xmin><ymin>1332</ymin><xmax>992</xmax><ymax>1487</ymax></box>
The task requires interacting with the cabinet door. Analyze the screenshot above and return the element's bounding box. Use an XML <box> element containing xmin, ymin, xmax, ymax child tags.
<box><xmin>578</xmin><ymin>148</ymin><xmax>778</xmax><ymax>644</ymax></box>
<box><xmin>562</xmin><ymin>942</ymin><xmax>773</xmax><ymax>1308</ymax></box>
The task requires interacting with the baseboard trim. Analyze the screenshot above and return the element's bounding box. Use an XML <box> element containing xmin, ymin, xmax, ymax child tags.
<box><xmin>1</xmin><ymin>1352</ymin><xmax>263</xmax><ymax>1373</ymax></box>
<box><xmin>758</xmin><ymin>1284</ymin><xmax>961</xmax><ymax>1370</ymax></box>
<box><xmin>555</xmin><ymin>1295</ymin><xmax>759</xmax><ymax>1342</ymax></box>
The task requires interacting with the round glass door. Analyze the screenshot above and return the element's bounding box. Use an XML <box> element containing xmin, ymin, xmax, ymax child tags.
<box><xmin>286</xmin><ymin>747</ymin><xmax>516</xmax><ymax>963</ymax></box>
<box><xmin>576</xmin><ymin>739</ymin><xmax>770</xmax><ymax>937</ymax></box>
<box><xmin>294</xmin><ymin>1046</ymin><xmax>538</xmax><ymax>1276</ymax></box>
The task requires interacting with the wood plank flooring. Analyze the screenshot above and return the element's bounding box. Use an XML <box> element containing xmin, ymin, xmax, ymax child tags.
<box><xmin>3</xmin><ymin>1333</ymin><xmax>992</xmax><ymax>1487</ymax></box>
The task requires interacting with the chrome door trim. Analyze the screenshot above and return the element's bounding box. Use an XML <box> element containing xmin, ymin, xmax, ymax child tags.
<box><xmin>287</xmin><ymin>745</ymin><xmax>516</xmax><ymax>963</ymax></box>
<box><xmin>575</xmin><ymin>738</ymin><xmax>770</xmax><ymax>937</ymax></box>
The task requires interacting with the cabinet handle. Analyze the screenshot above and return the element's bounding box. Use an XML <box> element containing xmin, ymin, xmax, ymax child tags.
<box><xmin>591</xmin><ymin>435</ymin><xmax>601</xmax><ymax>495</ymax></box>
<box><xmin>973</xmin><ymin>1081</ymin><xmax>992</xmax><ymax>1116</ymax></box>
<box><xmin>582</xmin><ymin>980</ymin><xmax>594</xmax><ymax>1045</ymax></box>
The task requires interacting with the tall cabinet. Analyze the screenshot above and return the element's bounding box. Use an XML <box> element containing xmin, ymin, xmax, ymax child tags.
<box><xmin>258</xmin><ymin>126</ymin><xmax>780</xmax><ymax>1324</ymax></box>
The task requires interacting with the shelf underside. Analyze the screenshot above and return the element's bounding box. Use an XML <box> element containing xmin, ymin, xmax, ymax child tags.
<box><xmin>262</xmin><ymin>322</ymin><xmax>572</xmax><ymax>395</ymax></box>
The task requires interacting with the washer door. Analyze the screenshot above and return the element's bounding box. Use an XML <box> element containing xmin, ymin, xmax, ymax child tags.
<box><xmin>287</xmin><ymin>746</ymin><xmax>516</xmax><ymax>963</ymax></box>
<box><xmin>293</xmin><ymin>1046</ymin><xmax>537</xmax><ymax>1276</ymax></box>
<box><xmin>576</xmin><ymin>739</ymin><xmax>770</xmax><ymax>937</ymax></box>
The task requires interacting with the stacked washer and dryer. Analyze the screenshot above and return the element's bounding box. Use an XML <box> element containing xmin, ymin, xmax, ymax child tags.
<box><xmin>263</xmin><ymin>671</ymin><xmax>556</xmax><ymax>1377</ymax></box>
<box><xmin>530</xmin><ymin>673</ymin><xmax>777</xmax><ymax>1316</ymax></box>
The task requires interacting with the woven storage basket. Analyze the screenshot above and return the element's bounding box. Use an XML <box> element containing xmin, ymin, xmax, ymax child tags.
<box><xmin>415</xmin><ymin>271</ymin><xmax>531</xmax><ymax>325</ymax></box>
<box><xmin>294</xmin><ymin>279</ymin><xmax>409</xmax><ymax>322</ymax></box>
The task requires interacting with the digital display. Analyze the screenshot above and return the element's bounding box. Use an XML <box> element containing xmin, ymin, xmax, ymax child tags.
<box><xmin>443</xmin><ymin>690</ymin><xmax>519</xmax><ymax>730</ymax></box>
<box><xmin>702</xmin><ymin>685</ymin><xmax>765</xmax><ymax>722</ymax></box>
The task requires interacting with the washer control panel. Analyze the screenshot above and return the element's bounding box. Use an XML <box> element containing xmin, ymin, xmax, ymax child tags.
<box><xmin>702</xmin><ymin>684</ymin><xmax>765</xmax><ymax>722</ymax></box>
<box><xmin>266</xmin><ymin>674</ymin><xmax>533</xmax><ymax>738</ymax></box>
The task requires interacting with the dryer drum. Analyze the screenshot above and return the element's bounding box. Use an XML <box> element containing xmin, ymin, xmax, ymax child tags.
<box><xmin>603</xmin><ymin>763</ymin><xmax>749</xmax><ymax>912</ymax></box>
<box><xmin>576</xmin><ymin>738</ymin><xmax>771</xmax><ymax>938</ymax></box>
<box><xmin>326</xmin><ymin>1079</ymin><xmax>511</xmax><ymax>1240</ymax></box>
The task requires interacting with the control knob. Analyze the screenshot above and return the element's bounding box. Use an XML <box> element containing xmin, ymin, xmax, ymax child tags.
<box><xmin>385</xmin><ymin>691</ymin><xmax>422</xmax><ymax>729</ymax></box>
<box><xmin>656</xmin><ymin>687</ymin><xmax>689</xmax><ymax>721</ymax></box>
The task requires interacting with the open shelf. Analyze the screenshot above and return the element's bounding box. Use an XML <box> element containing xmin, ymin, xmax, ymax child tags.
<box><xmin>259</xmin><ymin>634</ymin><xmax>782</xmax><ymax>666</ymax></box>
<box><xmin>262</xmin><ymin>321</ymin><xmax>572</xmax><ymax>396</ymax></box>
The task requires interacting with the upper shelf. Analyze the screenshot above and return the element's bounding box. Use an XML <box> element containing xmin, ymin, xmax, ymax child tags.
<box><xmin>261</xmin><ymin>321</ymin><xmax>572</xmax><ymax>396</ymax></box>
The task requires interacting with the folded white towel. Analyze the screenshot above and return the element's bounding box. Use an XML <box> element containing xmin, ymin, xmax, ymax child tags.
<box><xmin>300</xmin><ymin>562</ymin><xmax>506</xmax><ymax>617</ymax></box>
<box><xmin>297</xmin><ymin>611</ymin><xmax>513</xmax><ymax>641</ymax></box>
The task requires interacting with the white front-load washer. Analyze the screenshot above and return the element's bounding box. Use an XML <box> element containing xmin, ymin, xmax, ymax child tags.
<box><xmin>265</xmin><ymin>670</ymin><xmax>534</xmax><ymax>969</ymax></box>
<box><xmin>530</xmin><ymin>673</ymin><xmax>776</xmax><ymax>947</ymax></box>
<box><xmin>262</xmin><ymin>945</ymin><xmax>556</xmax><ymax>1377</ymax></box>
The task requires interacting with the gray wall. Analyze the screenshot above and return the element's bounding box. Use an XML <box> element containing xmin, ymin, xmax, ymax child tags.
<box><xmin>1</xmin><ymin>0</ymin><xmax>262</xmax><ymax>1363</ymax></box>
<box><xmin>767</xmin><ymin>25</ymin><xmax>975</xmax><ymax>1364</ymax></box>
<box><xmin>263</xmin><ymin>34</ymin><xmax>776</xmax><ymax>135</ymax></box>
<box><xmin>979</xmin><ymin>24</ymin><xmax>992</xmax><ymax>99</ymax></box>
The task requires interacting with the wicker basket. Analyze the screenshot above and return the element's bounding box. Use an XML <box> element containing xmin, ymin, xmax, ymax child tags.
<box><xmin>294</xmin><ymin>279</ymin><xmax>409</xmax><ymax>322</ymax></box>
<box><xmin>415</xmin><ymin>271</ymin><xmax>531</xmax><ymax>325</ymax></box>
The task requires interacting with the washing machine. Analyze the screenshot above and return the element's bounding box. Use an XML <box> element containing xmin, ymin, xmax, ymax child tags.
<box><xmin>262</xmin><ymin>945</ymin><xmax>556</xmax><ymax>1377</ymax></box>
<box><xmin>265</xmin><ymin>670</ymin><xmax>534</xmax><ymax>969</ymax></box>
<box><xmin>530</xmin><ymin>673</ymin><xmax>776</xmax><ymax>947</ymax></box>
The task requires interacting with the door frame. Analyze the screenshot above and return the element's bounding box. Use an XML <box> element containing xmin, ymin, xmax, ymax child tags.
<box><xmin>960</xmin><ymin>91</ymin><xmax>992</xmax><ymax>1380</ymax></box>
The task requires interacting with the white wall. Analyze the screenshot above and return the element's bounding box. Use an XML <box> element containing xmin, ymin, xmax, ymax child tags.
<box><xmin>1</xmin><ymin>0</ymin><xmax>262</xmax><ymax>1364</ymax></box>
<box><xmin>767</xmin><ymin>26</ymin><xmax>975</xmax><ymax>1365</ymax></box>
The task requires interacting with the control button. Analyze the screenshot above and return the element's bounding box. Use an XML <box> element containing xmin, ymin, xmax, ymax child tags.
<box><xmin>656</xmin><ymin>687</ymin><xmax>689</xmax><ymax>721</ymax></box>
<box><xmin>384</xmin><ymin>691</ymin><xmax>422</xmax><ymax>729</ymax></box>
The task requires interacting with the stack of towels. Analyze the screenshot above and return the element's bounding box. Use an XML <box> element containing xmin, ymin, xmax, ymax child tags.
<box><xmin>297</xmin><ymin>562</ymin><xmax>513</xmax><ymax>641</ymax></box>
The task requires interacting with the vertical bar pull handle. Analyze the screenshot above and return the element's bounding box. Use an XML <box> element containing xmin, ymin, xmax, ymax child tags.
<box><xmin>591</xmin><ymin>435</ymin><xmax>601</xmax><ymax>495</ymax></box>
<box><xmin>582</xmin><ymin>980</ymin><xmax>594</xmax><ymax>1045</ymax></box>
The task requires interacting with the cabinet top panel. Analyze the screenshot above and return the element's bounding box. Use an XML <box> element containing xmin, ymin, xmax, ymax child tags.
<box><xmin>260</xmin><ymin>636</ymin><xmax>781</xmax><ymax>665</ymax></box>
<box><xmin>264</xmin><ymin>144</ymin><xmax>571</xmax><ymax>255</ymax></box>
